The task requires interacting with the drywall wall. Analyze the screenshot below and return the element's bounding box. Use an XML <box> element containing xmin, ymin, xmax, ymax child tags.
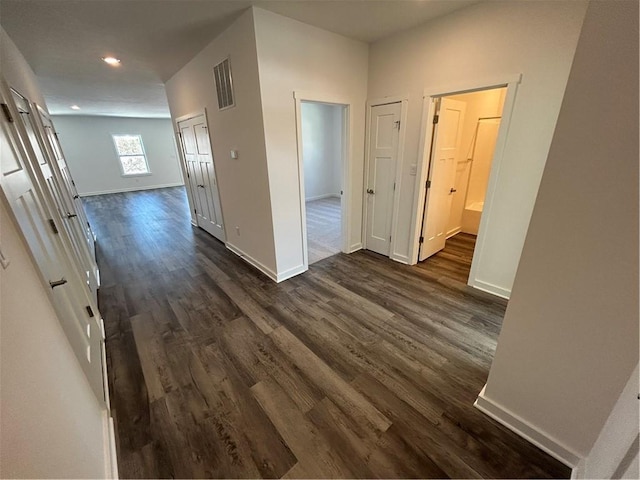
<box><xmin>253</xmin><ymin>7</ymin><xmax>368</xmax><ymax>276</ymax></box>
<box><xmin>301</xmin><ymin>102</ymin><xmax>342</xmax><ymax>201</ymax></box>
<box><xmin>481</xmin><ymin>0</ymin><xmax>638</xmax><ymax>460</ymax></box>
<box><xmin>0</xmin><ymin>28</ymin><xmax>111</xmax><ymax>478</ymax></box>
<box><xmin>165</xmin><ymin>8</ymin><xmax>278</xmax><ymax>276</ymax></box>
<box><xmin>368</xmin><ymin>0</ymin><xmax>588</xmax><ymax>295</ymax></box>
<box><xmin>446</xmin><ymin>88</ymin><xmax>505</xmax><ymax>235</ymax></box>
<box><xmin>580</xmin><ymin>364</ymin><xmax>639</xmax><ymax>478</ymax></box>
<box><xmin>51</xmin><ymin>116</ymin><xmax>183</xmax><ymax>196</ymax></box>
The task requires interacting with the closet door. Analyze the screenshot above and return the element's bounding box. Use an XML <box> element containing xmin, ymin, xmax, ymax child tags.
<box><xmin>11</xmin><ymin>89</ymin><xmax>99</xmax><ymax>305</ymax></box>
<box><xmin>0</xmin><ymin>80</ymin><xmax>106</xmax><ymax>404</ymax></box>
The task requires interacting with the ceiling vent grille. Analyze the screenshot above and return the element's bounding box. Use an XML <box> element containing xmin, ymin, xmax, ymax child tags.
<box><xmin>213</xmin><ymin>57</ymin><xmax>235</xmax><ymax>110</ymax></box>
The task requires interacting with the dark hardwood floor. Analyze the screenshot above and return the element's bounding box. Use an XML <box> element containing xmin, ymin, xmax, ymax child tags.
<box><xmin>84</xmin><ymin>187</ymin><xmax>570</xmax><ymax>479</ymax></box>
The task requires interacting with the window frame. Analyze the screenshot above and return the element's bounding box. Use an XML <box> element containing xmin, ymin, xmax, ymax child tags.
<box><xmin>111</xmin><ymin>133</ymin><xmax>152</xmax><ymax>177</ymax></box>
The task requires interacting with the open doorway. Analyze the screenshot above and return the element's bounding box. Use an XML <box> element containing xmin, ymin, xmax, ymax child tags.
<box><xmin>299</xmin><ymin>101</ymin><xmax>346</xmax><ymax>265</ymax></box>
<box><xmin>418</xmin><ymin>86</ymin><xmax>507</xmax><ymax>281</ymax></box>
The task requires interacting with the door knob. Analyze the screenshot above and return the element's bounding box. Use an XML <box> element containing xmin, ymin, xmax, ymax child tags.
<box><xmin>367</xmin><ymin>188</ymin><xmax>375</xmax><ymax>194</ymax></box>
<box><xmin>197</xmin><ymin>184</ymin><xmax>205</xmax><ymax>188</ymax></box>
<box><xmin>66</xmin><ymin>212</ymin><xmax>78</xmax><ymax>219</ymax></box>
<box><xmin>449</xmin><ymin>188</ymin><xmax>457</xmax><ymax>194</ymax></box>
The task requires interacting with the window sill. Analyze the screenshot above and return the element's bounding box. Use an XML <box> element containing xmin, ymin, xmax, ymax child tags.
<box><xmin>121</xmin><ymin>172</ymin><xmax>152</xmax><ymax>178</ymax></box>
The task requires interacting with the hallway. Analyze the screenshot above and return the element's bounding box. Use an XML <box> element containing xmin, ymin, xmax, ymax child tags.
<box><xmin>85</xmin><ymin>187</ymin><xmax>569</xmax><ymax>479</ymax></box>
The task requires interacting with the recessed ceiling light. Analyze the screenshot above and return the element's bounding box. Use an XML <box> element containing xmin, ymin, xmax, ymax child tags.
<box><xmin>70</xmin><ymin>105</ymin><xmax>80</xmax><ymax>110</ymax></box>
<box><xmin>102</xmin><ymin>56</ymin><xmax>121</xmax><ymax>66</ymax></box>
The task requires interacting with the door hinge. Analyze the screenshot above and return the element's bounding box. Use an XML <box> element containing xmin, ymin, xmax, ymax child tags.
<box><xmin>194</xmin><ymin>208</ymin><xmax>197</xmax><ymax>214</ymax></box>
<box><xmin>86</xmin><ymin>305</ymin><xmax>95</xmax><ymax>318</ymax></box>
<box><xmin>433</xmin><ymin>114</ymin><xmax>439</xmax><ymax>125</ymax></box>
<box><xmin>419</xmin><ymin>236</ymin><xmax>424</xmax><ymax>244</ymax></box>
<box><xmin>71</xmin><ymin>179</ymin><xmax>75</xmax><ymax>186</ymax></box>
<box><xmin>393</xmin><ymin>182</ymin><xmax>396</xmax><ymax>191</ymax></box>
<box><xmin>1</xmin><ymin>103</ymin><xmax>13</xmax><ymax>123</ymax></box>
<box><xmin>426</xmin><ymin>180</ymin><xmax>432</xmax><ymax>189</ymax></box>
<box><xmin>394</xmin><ymin>120</ymin><xmax>401</xmax><ymax>129</ymax></box>
<box><xmin>48</xmin><ymin>218</ymin><xmax>59</xmax><ymax>234</ymax></box>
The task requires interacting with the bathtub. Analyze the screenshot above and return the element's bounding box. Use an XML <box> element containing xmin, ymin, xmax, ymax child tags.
<box><xmin>461</xmin><ymin>201</ymin><xmax>484</xmax><ymax>235</ymax></box>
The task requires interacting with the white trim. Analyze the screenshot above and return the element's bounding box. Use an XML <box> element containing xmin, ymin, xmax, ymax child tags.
<box><xmin>409</xmin><ymin>75</ymin><xmax>523</xmax><ymax>273</ymax></box>
<box><xmin>276</xmin><ymin>263</ymin><xmax>307</xmax><ymax>282</ymax></box>
<box><xmin>103</xmin><ymin>411</ymin><xmax>119</xmax><ymax>479</ymax></box>
<box><xmin>79</xmin><ymin>182</ymin><xmax>184</xmax><ymax>197</ymax></box>
<box><xmin>469</xmin><ymin>279</ymin><xmax>511</xmax><ymax>299</ymax></box>
<box><xmin>225</xmin><ymin>242</ymin><xmax>278</xmax><ymax>282</ymax></box>
<box><xmin>446</xmin><ymin>226</ymin><xmax>462</xmax><ymax>239</ymax></box>
<box><xmin>474</xmin><ymin>386</ymin><xmax>581</xmax><ymax>468</ymax></box>
<box><xmin>305</xmin><ymin>193</ymin><xmax>341</xmax><ymax>202</ymax></box>
<box><xmin>390</xmin><ymin>252</ymin><xmax>410</xmax><ymax>264</ymax></box>
<box><xmin>347</xmin><ymin>242</ymin><xmax>363</xmax><ymax>254</ymax></box>
<box><xmin>294</xmin><ymin>91</ymin><xmax>353</xmax><ymax>274</ymax></box>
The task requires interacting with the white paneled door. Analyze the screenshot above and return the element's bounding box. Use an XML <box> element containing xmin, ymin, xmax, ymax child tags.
<box><xmin>419</xmin><ymin>98</ymin><xmax>466</xmax><ymax>261</ymax></box>
<box><xmin>0</xmin><ymin>80</ymin><xmax>106</xmax><ymax>404</ymax></box>
<box><xmin>365</xmin><ymin>102</ymin><xmax>401</xmax><ymax>256</ymax></box>
<box><xmin>178</xmin><ymin>115</ymin><xmax>225</xmax><ymax>242</ymax></box>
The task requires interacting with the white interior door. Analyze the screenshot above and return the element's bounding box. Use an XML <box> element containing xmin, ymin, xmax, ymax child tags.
<box><xmin>419</xmin><ymin>97</ymin><xmax>466</xmax><ymax>261</ymax></box>
<box><xmin>1</xmin><ymin>83</ymin><xmax>106</xmax><ymax>404</ymax></box>
<box><xmin>178</xmin><ymin>115</ymin><xmax>225</xmax><ymax>242</ymax></box>
<box><xmin>365</xmin><ymin>102</ymin><xmax>401</xmax><ymax>256</ymax></box>
<box><xmin>36</xmin><ymin>107</ymin><xmax>96</xmax><ymax>257</ymax></box>
<box><xmin>11</xmin><ymin>90</ymin><xmax>100</xmax><ymax>305</ymax></box>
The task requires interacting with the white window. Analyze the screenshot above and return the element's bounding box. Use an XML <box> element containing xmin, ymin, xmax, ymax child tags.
<box><xmin>112</xmin><ymin>134</ymin><xmax>150</xmax><ymax>175</ymax></box>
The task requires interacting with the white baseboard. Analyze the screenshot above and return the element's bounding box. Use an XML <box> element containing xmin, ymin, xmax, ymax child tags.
<box><xmin>347</xmin><ymin>242</ymin><xmax>363</xmax><ymax>254</ymax></box>
<box><xmin>474</xmin><ymin>386</ymin><xmax>581</xmax><ymax>468</ymax></box>
<box><xmin>80</xmin><ymin>182</ymin><xmax>184</xmax><ymax>197</ymax></box>
<box><xmin>469</xmin><ymin>278</ymin><xmax>511</xmax><ymax>299</ymax></box>
<box><xmin>391</xmin><ymin>252</ymin><xmax>410</xmax><ymax>264</ymax></box>
<box><xmin>305</xmin><ymin>193</ymin><xmax>341</xmax><ymax>202</ymax></box>
<box><xmin>225</xmin><ymin>242</ymin><xmax>278</xmax><ymax>282</ymax></box>
<box><xmin>103</xmin><ymin>411</ymin><xmax>119</xmax><ymax>479</ymax></box>
<box><xmin>276</xmin><ymin>263</ymin><xmax>307</xmax><ymax>282</ymax></box>
<box><xmin>446</xmin><ymin>226</ymin><xmax>462</xmax><ymax>238</ymax></box>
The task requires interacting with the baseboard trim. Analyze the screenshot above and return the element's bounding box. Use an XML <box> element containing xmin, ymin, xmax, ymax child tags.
<box><xmin>474</xmin><ymin>386</ymin><xmax>581</xmax><ymax>468</ymax></box>
<box><xmin>276</xmin><ymin>263</ymin><xmax>307</xmax><ymax>282</ymax></box>
<box><xmin>103</xmin><ymin>411</ymin><xmax>119</xmax><ymax>479</ymax></box>
<box><xmin>391</xmin><ymin>252</ymin><xmax>410</xmax><ymax>264</ymax></box>
<box><xmin>80</xmin><ymin>183</ymin><xmax>184</xmax><ymax>197</ymax></box>
<box><xmin>225</xmin><ymin>242</ymin><xmax>278</xmax><ymax>282</ymax></box>
<box><xmin>305</xmin><ymin>193</ymin><xmax>341</xmax><ymax>202</ymax></box>
<box><xmin>446</xmin><ymin>226</ymin><xmax>462</xmax><ymax>238</ymax></box>
<box><xmin>347</xmin><ymin>242</ymin><xmax>363</xmax><ymax>254</ymax></box>
<box><xmin>469</xmin><ymin>278</ymin><xmax>511</xmax><ymax>299</ymax></box>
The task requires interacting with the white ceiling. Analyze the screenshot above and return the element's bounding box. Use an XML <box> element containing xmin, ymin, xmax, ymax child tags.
<box><xmin>1</xmin><ymin>0</ymin><xmax>478</xmax><ymax>118</ymax></box>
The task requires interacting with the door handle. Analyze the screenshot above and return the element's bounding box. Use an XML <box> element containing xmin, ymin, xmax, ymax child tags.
<box><xmin>367</xmin><ymin>188</ymin><xmax>375</xmax><ymax>194</ymax></box>
<box><xmin>197</xmin><ymin>184</ymin><xmax>205</xmax><ymax>188</ymax></box>
<box><xmin>73</xmin><ymin>194</ymin><xmax>79</xmax><ymax>199</ymax></box>
<box><xmin>449</xmin><ymin>188</ymin><xmax>457</xmax><ymax>194</ymax></box>
<box><xmin>66</xmin><ymin>212</ymin><xmax>78</xmax><ymax>219</ymax></box>
<box><xmin>49</xmin><ymin>278</ymin><xmax>68</xmax><ymax>289</ymax></box>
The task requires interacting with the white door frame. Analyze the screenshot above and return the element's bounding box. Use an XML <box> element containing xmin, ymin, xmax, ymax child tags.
<box><xmin>409</xmin><ymin>75</ymin><xmax>522</xmax><ymax>288</ymax></box>
<box><xmin>294</xmin><ymin>91</ymin><xmax>352</xmax><ymax>269</ymax></box>
<box><xmin>363</xmin><ymin>95</ymin><xmax>409</xmax><ymax>262</ymax></box>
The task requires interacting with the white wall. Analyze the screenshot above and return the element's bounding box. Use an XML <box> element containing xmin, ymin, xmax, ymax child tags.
<box><xmin>0</xmin><ymin>28</ymin><xmax>112</xmax><ymax>478</ymax></box>
<box><xmin>51</xmin><ymin>116</ymin><xmax>183</xmax><ymax>196</ymax></box>
<box><xmin>580</xmin><ymin>364</ymin><xmax>639</xmax><ymax>479</ymax></box>
<box><xmin>253</xmin><ymin>7</ymin><xmax>368</xmax><ymax>277</ymax></box>
<box><xmin>368</xmin><ymin>0</ymin><xmax>588</xmax><ymax>295</ymax></box>
<box><xmin>165</xmin><ymin>8</ymin><xmax>278</xmax><ymax>275</ymax></box>
<box><xmin>447</xmin><ymin>88</ymin><xmax>505</xmax><ymax>234</ymax></box>
<box><xmin>481</xmin><ymin>0</ymin><xmax>638</xmax><ymax>462</ymax></box>
<box><xmin>301</xmin><ymin>102</ymin><xmax>342</xmax><ymax>201</ymax></box>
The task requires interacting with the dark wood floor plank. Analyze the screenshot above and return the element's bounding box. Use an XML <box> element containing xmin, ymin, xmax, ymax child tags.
<box><xmin>84</xmin><ymin>187</ymin><xmax>571</xmax><ymax>479</ymax></box>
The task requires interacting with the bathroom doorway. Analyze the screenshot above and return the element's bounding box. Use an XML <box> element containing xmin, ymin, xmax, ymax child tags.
<box><xmin>418</xmin><ymin>86</ymin><xmax>507</xmax><ymax>279</ymax></box>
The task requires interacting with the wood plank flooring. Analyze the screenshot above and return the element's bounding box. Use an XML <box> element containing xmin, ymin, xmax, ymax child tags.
<box><xmin>84</xmin><ymin>187</ymin><xmax>570</xmax><ymax>479</ymax></box>
<box><xmin>306</xmin><ymin>196</ymin><xmax>341</xmax><ymax>265</ymax></box>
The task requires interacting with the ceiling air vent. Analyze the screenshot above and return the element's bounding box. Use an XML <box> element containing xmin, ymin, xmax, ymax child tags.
<box><xmin>213</xmin><ymin>57</ymin><xmax>235</xmax><ymax>110</ymax></box>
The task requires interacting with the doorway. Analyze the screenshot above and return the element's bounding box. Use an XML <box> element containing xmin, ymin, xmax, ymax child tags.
<box><xmin>299</xmin><ymin>101</ymin><xmax>346</xmax><ymax>265</ymax></box>
<box><xmin>418</xmin><ymin>86</ymin><xmax>507</xmax><ymax>280</ymax></box>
